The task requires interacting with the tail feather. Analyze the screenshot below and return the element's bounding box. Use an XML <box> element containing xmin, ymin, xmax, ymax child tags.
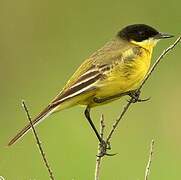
<box><xmin>8</xmin><ymin>106</ymin><xmax>54</xmax><ymax>146</ymax></box>
<box><xmin>8</xmin><ymin>74</ymin><xmax>97</xmax><ymax>146</ymax></box>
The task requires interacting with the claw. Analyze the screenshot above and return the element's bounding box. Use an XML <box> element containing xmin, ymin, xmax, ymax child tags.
<box><xmin>96</xmin><ymin>140</ymin><xmax>114</xmax><ymax>157</ymax></box>
<box><xmin>105</xmin><ymin>153</ymin><xmax>117</xmax><ymax>156</ymax></box>
<box><xmin>137</xmin><ymin>97</ymin><xmax>151</xmax><ymax>102</ymax></box>
<box><xmin>128</xmin><ymin>90</ymin><xmax>151</xmax><ymax>103</ymax></box>
<box><xmin>97</xmin><ymin>152</ymin><xmax>117</xmax><ymax>157</ymax></box>
<box><xmin>127</xmin><ymin>97</ymin><xmax>151</xmax><ymax>103</ymax></box>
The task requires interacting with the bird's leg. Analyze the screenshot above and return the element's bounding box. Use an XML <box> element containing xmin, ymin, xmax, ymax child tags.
<box><xmin>128</xmin><ymin>89</ymin><xmax>150</xmax><ymax>103</ymax></box>
<box><xmin>84</xmin><ymin>106</ymin><xmax>103</xmax><ymax>143</ymax></box>
<box><xmin>84</xmin><ymin>107</ymin><xmax>114</xmax><ymax>157</ymax></box>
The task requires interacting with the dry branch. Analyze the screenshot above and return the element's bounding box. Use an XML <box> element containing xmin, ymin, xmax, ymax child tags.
<box><xmin>144</xmin><ymin>140</ymin><xmax>155</xmax><ymax>180</ymax></box>
<box><xmin>22</xmin><ymin>100</ymin><xmax>55</xmax><ymax>180</ymax></box>
<box><xmin>94</xmin><ymin>114</ymin><xmax>105</xmax><ymax>180</ymax></box>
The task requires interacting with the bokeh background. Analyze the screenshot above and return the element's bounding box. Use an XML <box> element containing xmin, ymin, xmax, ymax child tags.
<box><xmin>0</xmin><ymin>0</ymin><xmax>180</xmax><ymax>179</ymax></box>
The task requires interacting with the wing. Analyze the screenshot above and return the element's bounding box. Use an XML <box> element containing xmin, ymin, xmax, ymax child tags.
<box><xmin>50</xmin><ymin>38</ymin><xmax>129</xmax><ymax>106</ymax></box>
<box><xmin>50</xmin><ymin>59</ymin><xmax>103</xmax><ymax>106</ymax></box>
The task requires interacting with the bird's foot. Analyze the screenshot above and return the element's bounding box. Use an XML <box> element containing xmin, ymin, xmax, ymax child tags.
<box><xmin>97</xmin><ymin>140</ymin><xmax>116</xmax><ymax>157</ymax></box>
<box><xmin>127</xmin><ymin>90</ymin><xmax>151</xmax><ymax>103</ymax></box>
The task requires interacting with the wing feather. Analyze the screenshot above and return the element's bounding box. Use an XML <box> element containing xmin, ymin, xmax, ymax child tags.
<box><xmin>50</xmin><ymin>38</ymin><xmax>129</xmax><ymax>106</ymax></box>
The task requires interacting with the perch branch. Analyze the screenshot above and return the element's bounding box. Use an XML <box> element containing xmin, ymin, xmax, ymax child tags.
<box><xmin>144</xmin><ymin>140</ymin><xmax>155</xmax><ymax>180</ymax></box>
<box><xmin>94</xmin><ymin>114</ymin><xmax>105</xmax><ymax>180</ymax></box>
<box><xmin>106</xmin><ymin>36</ymin><xmax>181</xmax><ymax>144</ymax></box>
<box><xmin>22</xmin><ymin>100</ymin><xmax>55</xmax><ymax>180</ymax></box>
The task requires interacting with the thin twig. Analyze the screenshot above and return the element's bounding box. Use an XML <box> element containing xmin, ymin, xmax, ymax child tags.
<box><xmin>106</xmin><ymin>36</ymin><xmax>181</xmax><ymax>143</ymax></box>
<box><xmin>95</xmin><ymin>114</ymin><xmax>105</xmax><ymax>180</ymax></box>
<box><xmin>22</xmin><ymin>100</ymin><xmax>55</xmax><ymax>180</ymax></box>
<box><xmin>144</xmin><ymin>140</ymin><xmax>155</xmax><ymax>180</ymax></box>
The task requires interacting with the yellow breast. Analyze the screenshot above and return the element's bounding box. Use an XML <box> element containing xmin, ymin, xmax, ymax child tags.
<box><xmin>95</xmin><ymin>46</ymin><xmax>152</xmax><ymax>99</ymax></box>
<box><xmin>122</xmin><ymin>47</ymin><xmax>152</xmax><ymax>91</ymax></box>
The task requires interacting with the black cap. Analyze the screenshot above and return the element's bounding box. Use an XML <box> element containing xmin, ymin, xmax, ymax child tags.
<box><xmin>117</xmin><ymin>24</ymin><xmax>172</xmax><ymax>42</ymax></box>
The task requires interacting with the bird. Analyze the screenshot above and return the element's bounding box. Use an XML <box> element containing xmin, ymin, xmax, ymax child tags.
<box><xmin>8</xmin><ymin>24</ymin><xmax>173</xmax><ymax>146</ymax></box>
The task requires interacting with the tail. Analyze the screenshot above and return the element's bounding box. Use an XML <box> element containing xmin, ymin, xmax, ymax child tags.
<box><xmin>8</xmin><ymin>105</ymin><xmax>56</xmax><ymax>146</ymax></box>
<box><xmin>8</xmin><ymin>70</ymin><xmax>97</xmax><ymax>146</ymax></box>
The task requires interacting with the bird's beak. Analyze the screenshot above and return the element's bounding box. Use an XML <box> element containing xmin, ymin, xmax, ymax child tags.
<box><xmin>155</xmin><ymin>32</ymin><xmax>174</xmax><ymax>39</ymax></box>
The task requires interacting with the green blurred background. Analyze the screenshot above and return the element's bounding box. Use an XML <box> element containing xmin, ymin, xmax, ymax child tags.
<box><xmin>0</xmin><ymin>0</ymin><xmax>180</xmax><ymax>179</ymax></box>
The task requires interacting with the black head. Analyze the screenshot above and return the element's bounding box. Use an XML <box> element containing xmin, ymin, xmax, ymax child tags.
<box><xmin>118</xmin><ymin>24</ymin><xmax>172</xmax><ymax>42</ymax></box>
